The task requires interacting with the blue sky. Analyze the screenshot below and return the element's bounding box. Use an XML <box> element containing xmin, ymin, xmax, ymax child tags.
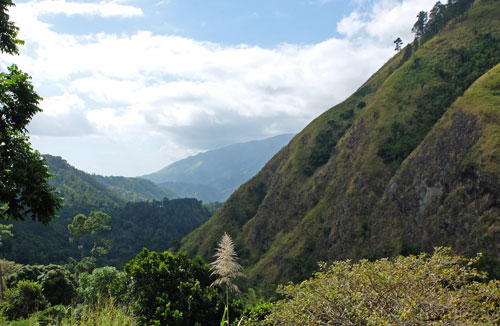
<box><xmin>1</xmin><ymin>0</ymin><xmax>437</xmax><ymax>176</ymax></box>
<box><xmin>47</xmin><ymin>0</ymin><xmax>353</xmax><ymax>45</ymax></box>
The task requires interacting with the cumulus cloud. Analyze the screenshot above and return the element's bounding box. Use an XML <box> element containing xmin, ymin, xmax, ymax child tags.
<box><xmin>1</xmin><ymin>0</ymin><xmax>439</xmax><ymax>175</ymax></box>
<box><xmin>29</xmin><ymin>94</ymin><xmax>95</xmax><ymax>136</ymax></box>
<box><xmin>338</xmin><ymin>0</ymin><xmax>437</xmax><ymax>43</ymax></box>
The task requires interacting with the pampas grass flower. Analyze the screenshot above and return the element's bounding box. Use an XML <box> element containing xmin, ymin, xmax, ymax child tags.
<box><xmin>211</xmin><ymin>232</ymin><xmax>245</xmax><ymax>325</ymax></box>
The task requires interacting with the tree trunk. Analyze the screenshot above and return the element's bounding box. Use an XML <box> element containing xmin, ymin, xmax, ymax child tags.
<box><xmin>0</xmin><ymin>263</ymin><xmax>4</xmax><ymax>300</ymax></box>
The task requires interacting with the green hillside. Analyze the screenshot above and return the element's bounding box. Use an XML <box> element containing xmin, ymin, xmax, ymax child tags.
<box><xmin>0</xmin><ymin>155</ymin><xmax>211</xmax><ymax>266</ymax></box>
<box><xmin>180</xmin><ymin>0</ymin><xmax>500</xmax><ymax>284</ymax></box>
<box><xmin>93</xmin><ymin>175</ymin><xmax>176</xmax><ymax>202</ymax></box>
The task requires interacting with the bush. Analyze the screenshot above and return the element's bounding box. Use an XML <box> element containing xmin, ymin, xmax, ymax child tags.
<box><xmin>377</xmin><ymin>122</ymin><xmax>419</xmax><ymax>165</ymax></box>
<box><xmin>1</xmin><ymin>281</ymin><xmax>47</xmax><ymax>320</ymax></box>
<box><xmin>258</xmin><ymin>248</ymin><xmax>500</xmax><ymax>325</ymax></box>
<box><xmin>305</xmin><ymin>130</ymin><xmax>337</xmax><ymax>175</ymax></box>
<box><xmin>7</xmin><ymin>264</ymin><xmax>76</xmax><ymax>306</ymax></box>
<box><xmin>77</xmin><ymin>266</ymin><xmax>124</xmax><ymax>304</ymax></box>
<box><xmin>123</xmin><ymin>249</ymin><xmax>224</xmax><ymax>326</ymax></box>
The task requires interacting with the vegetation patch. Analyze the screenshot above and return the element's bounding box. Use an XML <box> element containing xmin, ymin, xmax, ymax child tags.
<box><xmin>246</xmin><ymin>248</ymin><xmax>500</xmax><ymax>326</ymax></box>
<box><xmin>379</xmin><ymin>32</ymin><xmax>500</xmax><ymax>166</ymax></box>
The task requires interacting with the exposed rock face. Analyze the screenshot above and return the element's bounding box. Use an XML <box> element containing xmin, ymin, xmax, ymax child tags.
<box><xmin>375</xmin><ymin>106</ymin><xmax>499</xmax><ymax>259</ymax></box>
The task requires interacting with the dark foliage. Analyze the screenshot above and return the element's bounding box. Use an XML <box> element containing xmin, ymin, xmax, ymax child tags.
<box><xmin>1</xmin><ymin>280</ymin><xmax>47</xmax><ymax>320</ymax></box>
<box><xmin>122</xmin><ymin>249</ymin><xmax>224</xmax><ymax>326</ymax></box>
<box><xmin>6</xmin><ymin>264</ymin><xmax>76</xmax><ymax>306</ymax></box>
<box><xmin>304</xmin><ymin>130</ymin><xmax>337</xmax><ymax>176</ymax></box>
<box><xmin>106</xmin><ymin>198</ymin><xmax>211</xmax><ymax>266</ymax></box>
<box><xmin>378</xmin><ymin>122</ymin><xmax>419</xmax><ymax>165</ymax></box>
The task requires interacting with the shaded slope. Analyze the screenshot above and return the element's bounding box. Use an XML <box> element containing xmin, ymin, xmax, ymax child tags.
<box><xmin>180</xmin><ymin>0</ymin><xmax>500</xmax><ymax>284</ymax></box>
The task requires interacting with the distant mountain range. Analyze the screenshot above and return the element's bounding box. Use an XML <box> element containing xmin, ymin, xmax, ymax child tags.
<box><xmin>141</xmin><ymin>134</ymin><xmax>294</xmax><ymax>202</ymax></box>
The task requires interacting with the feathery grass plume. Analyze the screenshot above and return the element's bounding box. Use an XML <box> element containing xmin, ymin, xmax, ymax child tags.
<box><xmin>211</xmin><ymin>232</ymin><xmax>245</xmax><ymax>326</ymax></box>
<box><xmin>211</xmin><ymin>232</ymin><xmax>245</xmax><ymax>292</ymax></box>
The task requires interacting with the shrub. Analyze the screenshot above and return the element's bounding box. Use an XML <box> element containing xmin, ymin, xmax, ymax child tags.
<box><xmin>7</xmin><ymin>264</ymin><xmax>76</xmax><ymax>306</ymax></box>
<box><xmin>77</xmin><ymin>266</ymin><xmax>124</xmax><ymax>305</ymax></box>
<box><xmin>258</xmin><ymin>248</ymin><xmax>500</xmax><ymax>325</ymax></box>
<box><xmin>305</xmin><ymin>130</ymin><xmax>337</xmax><ymax>175</ymax></box>
<box><xmin>123</xmin><ymin>249</ymin><xmax>224</xmax><ymax>326</ymax></box>
<box><xmin>1</xmin><ymin>281</ymin><xmax>47</xmax><ymax>320</ymax></box>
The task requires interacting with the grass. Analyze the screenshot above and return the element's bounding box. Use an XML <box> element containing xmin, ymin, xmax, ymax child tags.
<box><xmin>0</xmin><ymin>298</ymin><xmax>137</xmax><ymax>326</ymax></box>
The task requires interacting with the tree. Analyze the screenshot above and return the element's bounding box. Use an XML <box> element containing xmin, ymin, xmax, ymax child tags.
<box><xmin>411</xmin><ymin>10</ymin><xmax>428</xmax><ymax>39</ymax></box>
<box><xmin>211</xmin><ymin>232</ymin><xmax>245</xmax><ymax>326</ymax></box>
<box><xmin>68</xmin><ymin>211</ymin><xmax>111</xmax><ymax>260</ymax></box>
<box><xmin>0</xmin><ymin>0</ymin><xmax>61</xmax><ymax>225</ymax></box>
<box><xmin>1</xmin><ymin>280</ymin><xmax>47</xmax><ymax>320</ymax></box>
<box><xmin>123</xmin><ymin>249</ymin><xmax>224</xmax><ymax>326</ymax></box>
<box><xmin>6</xmin><ymin>264</ymin><xmax>76</xmax><ymax>306</ymax></box>
<box><xmin>394</xmin><ymin>37</ymin><xmax>403</xmax><ymax>52</ymax></box>
<box><xmin>0</xmin><ymin>204</ymin><xmax>13</xmax><ymax>250</ymax></box>
<box><xmin>77</xmin><ymin>266</ymin><xmax>124</xmax><ymax>305</ymax></box>
<box><xmin>424</xmin><ymin>1</ymin><xmax>446</xmax><ymax>40</ymax></box>
<box><xmin>0</xmin><ymin>258</ymin><xmax>19</xmax><ymax>300</ymax></box>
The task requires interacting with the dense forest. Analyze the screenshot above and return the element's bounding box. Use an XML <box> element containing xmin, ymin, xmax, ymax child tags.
<box><xmin>0</xmin><ymin>155</ymin><xmax>213</xmax><ymax>266</ymax></box>
<box><xmin>1</xmin><ymin>0</ymin><xmax>499</xmax><ymax>325</ymax></box>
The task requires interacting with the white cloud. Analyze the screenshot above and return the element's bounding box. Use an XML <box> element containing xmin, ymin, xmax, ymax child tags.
<box><xmin>2</xmin><ymin>0</ymin><xmax>439</xmax><ymax>175</ymax></box>
<box><xmin>338</xmin><ymin>0</ymin><xmax>437</xmax><ymax>43</ymax></box>
<box><xmin>29</xmin><ymin>94</ymin><xmax>95</xmax><ymax>136</ymax></box>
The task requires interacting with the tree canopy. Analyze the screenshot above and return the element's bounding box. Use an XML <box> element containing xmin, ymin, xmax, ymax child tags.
<box><xmin>68</xmin><ymin>211</ymin><xmax>111</xmax><ymax>260</ymax></box>
<box><xmin>0</xmin><ymin>0</ymin><xmax>61</xmax><ymax>225</ymax></box>
<box><xmin>123</xmin><ymin>249</ymin><xmax>225</xmax><ymax>326</ymax></box>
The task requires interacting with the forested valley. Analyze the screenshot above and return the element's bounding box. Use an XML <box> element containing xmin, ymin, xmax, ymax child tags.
<box><xmin>1</xmin><ymin>0</ymin><xmax>500</xmax><ymax>325</ymax></box>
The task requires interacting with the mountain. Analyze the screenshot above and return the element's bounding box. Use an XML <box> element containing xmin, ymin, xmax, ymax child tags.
<box><xmin>141</xmin><ymin>134</ymin><xmax>295</xmax><ymax>202</ymax></box>
<box><xmin>93</xmin><ymin>175</ymin><xmax>176</xmax><ymax>202</ymax></box>
<box><xmin>0</xmin><ymin>155</ymin><xmax>211</xmax><ymax>266</ymax></box>
<box><xmin>158</xmin><ymin>182</ymin><xmax>223</xmax><ymax>203</ymax></box>
<box><xmin>180</xmin><ymin>0</ymin><xmax>500</xmax><ymax>284</ymax></box>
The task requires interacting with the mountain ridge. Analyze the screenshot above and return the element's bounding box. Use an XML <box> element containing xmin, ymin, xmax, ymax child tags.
<box><xmin>180</xmin><ymin>0</ymin><xmax>500</xmax><ymax>284</ymax></box>
<box><xmin>141</xmin><ymin>134</ymin><xmax>295</xmax><ymax>202</ymax></box>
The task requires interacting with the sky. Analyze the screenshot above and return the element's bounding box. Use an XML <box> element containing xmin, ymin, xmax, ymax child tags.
<box><xmin>1</xmin><ymin>0</ymin><xmax>437</xmax><ymax>176</ymax></box>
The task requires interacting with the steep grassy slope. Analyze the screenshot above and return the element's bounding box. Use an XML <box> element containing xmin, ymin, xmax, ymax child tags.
<box><xmin>180</xmin><ymin>0</ymin><xmax>500</xmax><ymax>284</ymax></box>
<box><xmin>370</xmin><ymin>62</ymin><xmax>500</xmax><ymax>266</ymax></box>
